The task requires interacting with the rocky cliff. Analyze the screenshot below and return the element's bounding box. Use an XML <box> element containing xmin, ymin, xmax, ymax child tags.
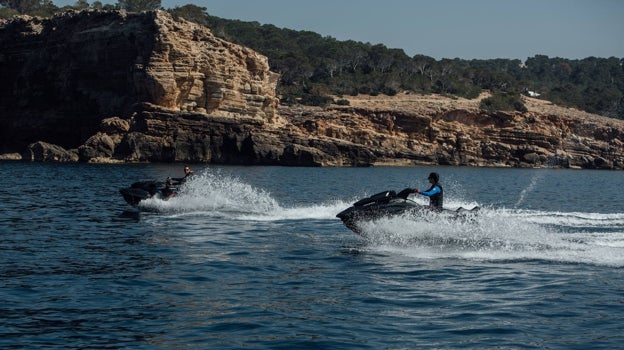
<box><xmin>281</xmin><ymin>94</ymin><xmax>624</xmax><ymax>169</ymax></box>
<box><xmin>0</xmin><ymin>10</ymin><xmax>279</xmax><ymax>153</ymax></box>
<box><xmin>1</xmin><ymin>10</ymin><xmax>623</xmax><ymax>169</ymax></box>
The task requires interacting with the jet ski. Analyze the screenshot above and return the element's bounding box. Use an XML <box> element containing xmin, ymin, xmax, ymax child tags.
<box><xmin>336</xmin><ymin>189</ymin><xmax>479</xmax><ymax>233</ymax></box>
<box><xmin>119</xmin><ymin>179</ymin><xmax>176</xmax><ymax>206</ymax></box>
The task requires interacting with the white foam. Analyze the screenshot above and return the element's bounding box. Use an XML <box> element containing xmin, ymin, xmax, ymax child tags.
<box><xmin>138</xmin><ymin>170</ymin><xmax>624</xmax><ymax>267</ymax></box>
<box><xmin>356</xmin><ymin>207</ymin><xmax>624</xmax><ymax>267</ymax></box>
<box><xmin>138</xmin><ymin>170</ymin><xmax>351</xmax><ymax>221</ymax></box>
<box><xmin>139</xmin><ymin>171</ymin><xmax>278</xmax><ymax>214</ymax></box>
<box><xmin>238</xmin><ymin>201</ymin><xmax>349</xmax><ymax>221</ymax></box>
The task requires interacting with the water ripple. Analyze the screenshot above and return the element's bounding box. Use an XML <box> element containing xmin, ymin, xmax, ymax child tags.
<box><xmin>1</xmin><ymin>164</ymin><xmax>623</xmax><ymax>348</ymax></box>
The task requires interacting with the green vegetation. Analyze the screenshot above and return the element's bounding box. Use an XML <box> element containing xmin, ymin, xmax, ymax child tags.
<box><xmin>0</xmin><ymin>0</ymin><xmax>156</xmax><ymax>15</ymax></box>
<box><xmin>480</xmin><ymin>92</ymin><xmax>528</xmax><ymax>113</ymax></box>
<box><xmin>171</xmin><ymin>5</ymin><xmax>624</xmax><ymax>118</ymax></box>
<box><xmin>3</xmin><ymin>1</ymin><xmax>623</xmax><ymax>118</ymax></box>
<box><xmin>117</xmin><ymin>0</ymin><xmax>159</xmax><ymax>12</ymax></box>
<box><xmin>202</xmin><ymin>15</ymin><xmax>624</xmax><ymax>118</ymax></box>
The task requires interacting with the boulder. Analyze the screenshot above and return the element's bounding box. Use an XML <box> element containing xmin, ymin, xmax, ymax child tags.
<box><xmin>0</xmin><ymin>153</ymin><xmax>22</xmax><ymax>160</ymax></box>
<box><xmin>78</xmin><ymin>132</ymin><xmax>115</xmax><ymax>161</ymax></box>
<box><xmin>22</xmin><ymin>141</ymin><xmax>78</xmax><ymax>162</ymax></box>
<box><xmin>100</xmin><ymin>117</ymin><xmax>130</xmax><ymax>135</ymax></box>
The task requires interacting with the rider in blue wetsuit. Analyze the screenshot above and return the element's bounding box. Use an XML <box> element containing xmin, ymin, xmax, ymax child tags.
<box><xmin>413</xmin><ymin>172</ymin><xmax>443</xmax><ymax>211</ymax></box>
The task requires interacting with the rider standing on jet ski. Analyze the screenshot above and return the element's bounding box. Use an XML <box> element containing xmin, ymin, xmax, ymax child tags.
<box><xmin>413</xmin><ymin>172</ymin><xmax>443</xmax><ymax>211</ymax></box>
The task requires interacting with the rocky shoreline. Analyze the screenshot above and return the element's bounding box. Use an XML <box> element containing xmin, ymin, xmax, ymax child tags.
<box><xmin>1</xmin><ymin>10</ymin><xmax>623</xmax><ymax>169</ymax></box>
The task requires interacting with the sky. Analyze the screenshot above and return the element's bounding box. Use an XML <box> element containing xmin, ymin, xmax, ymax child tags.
<box><xmin>52</xmin><ymin>0</ymin><xmax>624</xmax><ymax>61</ymax></box>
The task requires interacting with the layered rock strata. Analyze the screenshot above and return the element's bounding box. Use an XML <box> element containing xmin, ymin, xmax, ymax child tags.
<box><xmin>1</xmin><ymin>10</ymin><xmax>623</xmax><ymax>169</ymax></box>
<box><xmin>282</xmin><ymin>102</ymin><xmax>624</xmax><ymax>169</ymax></box>
<box><xmin>0</xmin><ymin>10</ymin><xmax>279</xmax><ymax>153</ymax></box>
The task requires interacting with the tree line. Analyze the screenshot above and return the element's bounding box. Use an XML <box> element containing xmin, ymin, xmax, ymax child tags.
<box><xmin>171</xmin><ymin>5</ymin><xmax>623</xmax><ymax>119</ymax></box>
<box><xmin>3</xmin><ymin>1</ymin><xmax>623</xmax><ymax>119</ymax></box>
<box><xmin>0</xmin><ymin>0</ymin><xmax>160</xmax><ymax>16</ymax></box>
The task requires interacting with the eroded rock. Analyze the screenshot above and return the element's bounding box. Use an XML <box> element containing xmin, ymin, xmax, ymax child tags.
<box><xmin>1</xmin><ymin>11</ymin><xmax>623</xmax><ymax>169</ymax></box>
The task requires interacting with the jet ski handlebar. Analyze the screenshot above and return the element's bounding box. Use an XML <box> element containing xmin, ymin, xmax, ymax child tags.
<box><xmin>352</xmin><ymin>188</ymin><xmax>415</xmax><ymax>207</ymax></box>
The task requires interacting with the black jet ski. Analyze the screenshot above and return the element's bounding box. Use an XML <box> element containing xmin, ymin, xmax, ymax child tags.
<box><xmin>119</xmin><ymin>179</ymin><xmax>176</xmax><ymax>206</ymax></box>
<box><xmin>336</xmin><ymin>189</ymin><xmax>479</xmax><ymax>233</ymax></box>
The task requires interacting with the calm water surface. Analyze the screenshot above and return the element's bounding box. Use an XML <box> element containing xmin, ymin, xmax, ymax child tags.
<box><xmin>1</xmin><ymin>162</ymin><xmax>623</xmax><ymax>349</ymax></box>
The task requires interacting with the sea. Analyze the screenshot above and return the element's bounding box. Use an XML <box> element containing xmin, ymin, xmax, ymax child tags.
<box><xmin>1</xmin><ymin>162</ymin><xmax>623</xmax><ymax>349</ymax></box>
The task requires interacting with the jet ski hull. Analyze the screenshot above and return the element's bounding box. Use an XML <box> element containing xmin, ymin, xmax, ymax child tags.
<box><xmin>336</xmin><ymin>190</ymin><xmax>426</xmax><ymax>233</ymax></box>
<box><xmin>336</xmin><ymin>189</ymin><xmax>479</xmax><ymax>233</ymax></box>
<box><xmin>337</xmin><ymin>199</ymin><xmax>424</xmax><ymax>233</ymax></box>
<box><xmin>119</xmin><ymin>180</ymin><xmax>167</xmax><ymax>206</ymax></box>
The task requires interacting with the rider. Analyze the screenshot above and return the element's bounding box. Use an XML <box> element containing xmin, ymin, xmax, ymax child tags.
<box><xmin>161</xmin><ymin>166</ymin><xmax>193</xmax><ymax>200</ymax></box>
<box><xmin>171</xmin><ymin>165</ymin><xmax>193</xmax><ymax>185</ymax></box>
<box><xmin>161</xmin><ymin>177</ymin><xmax>176</xmax><ymax>200</ymax></box>
<box><xmin>413</xmin><ymin>172</ymin><xmax>443</xmax><ymax>211</ymax></box>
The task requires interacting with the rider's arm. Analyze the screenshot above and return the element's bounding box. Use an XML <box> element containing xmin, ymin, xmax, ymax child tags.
<box><xmin>419</xmin><ymin>186</ymin><xmax>440</xmax><ymax>197</ymax></box>
<box><xmin>173</xmin><ymin>173</ymin><xmax>192</xmax><ymax>182</ymax></box>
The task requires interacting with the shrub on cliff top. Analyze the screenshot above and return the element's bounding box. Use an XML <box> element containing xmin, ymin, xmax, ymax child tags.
<box><xmin>480</xmin><ymin>92</ymin><xmax>528</xmax><ymax>112</ymax></box>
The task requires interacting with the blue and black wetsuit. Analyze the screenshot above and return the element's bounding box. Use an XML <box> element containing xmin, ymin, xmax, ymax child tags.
<box><xmin>419</xmin><ymin>183</ymin><xmax>443</xmax><ymax>211</ymax></box>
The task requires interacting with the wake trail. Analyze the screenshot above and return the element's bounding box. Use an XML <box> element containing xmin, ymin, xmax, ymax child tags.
<box><xmin>356</xmin><ymin>206</ymin><xmax>624</xmax><ymax>267</ymax></box>
<box><xmin>139</xmin><ymin>170</ymin><xmax>349</xmax><ymax>221</ymax></box>
<box><xmin>137</xmin><ymin>170</ymin><xmax>624</xmax><ymax>266</ymax></box>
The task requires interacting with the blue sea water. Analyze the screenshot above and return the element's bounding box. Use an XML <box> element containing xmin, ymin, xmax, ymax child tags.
<box><xmin>1</xmin><ymin>162</ymin><xmax>623</xmax><ymax>349</ymax></box>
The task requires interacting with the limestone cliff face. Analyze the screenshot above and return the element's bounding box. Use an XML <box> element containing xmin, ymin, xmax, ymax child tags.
<box><xmin>280</xmin><ymin>101</ymin><xmax>624</xmax><ymax>169</ymax></box>
<box><xmin>141</xmin><ymin>11</ymin><xmax>280</xmax><ymax>120</ymax></box>
<box><xmin>0</xmin><ymin>10</ymin><xmax>279</xmax><ymax>153</ymax></box>
<box><xmin>1</xmin><ymin>10</ymin><xmax>623</xmax><ymax>169</ymax></box>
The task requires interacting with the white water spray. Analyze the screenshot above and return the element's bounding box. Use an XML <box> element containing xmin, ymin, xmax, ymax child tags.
<box><xmin>138</xmin><ymin>170</ymin><xmax>624</xmax><ymax>267</ymax></box>
<box><xmin>139</xmin><ymin>170</ymin><xmax>348</xmax><ymax>221</ymax></box>
<box><xmin>356</xmin><ymin>206</ymin><xmax>624</xmax><ymax>267</ymax></box>
<box><xmin>514</xmin><ymin>172</ymin><xmax>544</xmax><ymax>207</ymax></box>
